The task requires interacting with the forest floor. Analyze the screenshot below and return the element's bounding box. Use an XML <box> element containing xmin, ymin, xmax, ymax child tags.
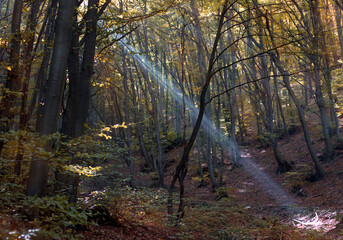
<box><xmin>2</xmin><ymin>115</ymin><xmax>343</xmax><ymax>239</ymax></box>
<box><xmin>83</xmin><ymin>115</ymin><xmax>343</xmax><ymax>239</ymax></box>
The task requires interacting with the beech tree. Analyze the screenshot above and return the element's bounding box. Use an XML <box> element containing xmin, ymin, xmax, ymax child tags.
<box><xmin>0</xmin><ymin>0</ymin><xmax>23</xmax><ymax>155</ymax></box>
<box><xmin>27</xmin><ymin>0</ymin><xmax>75</xmax><ymax>197</ymax></box>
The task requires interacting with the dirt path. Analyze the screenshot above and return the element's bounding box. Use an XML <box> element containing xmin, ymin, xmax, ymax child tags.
<box><xmin>162</xmin><ymin>135</ymin><xmax>343</xmax><ymax>238</ymax></box>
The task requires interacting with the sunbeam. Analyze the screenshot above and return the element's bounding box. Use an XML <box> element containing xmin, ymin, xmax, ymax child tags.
<box><xmin>118</xmin><ymin>37</ymin><xmax>297</xmax><ymax>208</ymax></box>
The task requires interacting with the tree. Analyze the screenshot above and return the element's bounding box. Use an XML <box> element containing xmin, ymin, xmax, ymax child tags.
<box><xmin>0</xmin><ymin>0</ymin><xmax>24</xmax><ymax>155</ymax></box>
<box><xmin>27</xmin><ymin>0</ymin><xmax>75</xmax><ymax>197</ymax></box>
<box><xmin>168</xmin><ymin>0</ymin><xmax>230</xmax><ymax>221</ymax></box>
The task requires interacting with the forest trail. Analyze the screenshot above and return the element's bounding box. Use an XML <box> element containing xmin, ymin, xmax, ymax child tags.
<box><xmin>229</xmin><ymin>145</ymin><xmax>342</xmax><ymax>236</ymax></box>
<box><xmin>239</xmin><ymin>149</ymin><xmax>296</xmax><ymax>206</ymax></box>
<box><xmin>160</xmin><ymin>128</ymin><xmax>343</xmax><ymax>238</ymax></box>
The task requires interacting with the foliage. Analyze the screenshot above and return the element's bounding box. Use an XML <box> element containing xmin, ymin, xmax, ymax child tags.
<box><xmin>20</xmin><ymin>196</ymin><xmax>88</xmax><ymax>239</ymax></box>
<box><xmin>0</xmin><ymin>130</ymin><xmax>53</xmax><ymax>176</ymax></box>
<box><xmin>176</xmin><ymin>199</ymin><xmax>316</xmax><ymax>240</ymax></box>
<box><xmin>63</xmin><ymin>165</ymin><xmax>102</xmax><ymax>177</ymax></box>
<box><xmin>0</xmin><ymin>182</ymin><xmax>26</xmax><ymax>212</ymax></box>
<box><xmin>109</xmin><ymin>186</ymin><xmax>168</xmax><ymax>224</ymax></box>
<box><xmin>55</xmin><ymin>129</ymin><xmax>120</xmax><ymax>174</ymax></box>
<box><xmin>0</xmin><ymin>182</ymin><xmax>88</xmax><ymax>239</ymax></box>
<box><xmin>214</xmin><ymin>187</ymin><xmax>230</xmax><ymax>201</ymax></box>
<box><xmin>78</xmin><ymin>184</ymin><xmax>169</xmax><ymax>230</ymax></box>
<box><xmin>282</xmin><ymin>165</ymin><xmax>312</xmax><ymax>197</ymax></box>
<box><xmin>331</xmin><ymin>68</ymin><xmax>343</xmax><ymax>117</ymax></box>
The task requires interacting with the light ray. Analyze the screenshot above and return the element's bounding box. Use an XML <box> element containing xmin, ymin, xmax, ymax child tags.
<box><xmin>118</xmin><ymin>37</ymin><xmax>297</xmax><ymax>207</ymax></box>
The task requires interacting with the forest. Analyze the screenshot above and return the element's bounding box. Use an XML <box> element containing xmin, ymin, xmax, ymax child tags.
<box><xmin>0</xmin><ymin>0</ymin><xmax>343</xmax><ymax>239</ymax></box>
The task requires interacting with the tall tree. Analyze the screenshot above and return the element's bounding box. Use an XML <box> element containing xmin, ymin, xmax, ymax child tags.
<box><xmin>58</xmin><ymin>0</ymin><xmax>111</xmax><ymax>202</ymax></box>
<box><xmin>168</xmin><ymin>0</ymin><xmax>230</xmax><ymax>220</ymax></box>
<box><xmin>0</xmin><ymin>0</ymin><xmax>23</xmax><ymax>155</ymax></box>
<box><xmin>27</xmin><ymin>0</ymin><xmax>75</xmax><ymax>197</ymax></box>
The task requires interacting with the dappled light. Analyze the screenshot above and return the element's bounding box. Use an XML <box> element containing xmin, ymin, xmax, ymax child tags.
<box><xmin>293</xmin><ymin>210</ymin><xmax>341</xmax><ymax>232</ymax></box>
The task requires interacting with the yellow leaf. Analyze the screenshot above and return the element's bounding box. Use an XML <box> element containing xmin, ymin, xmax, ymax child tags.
<box><xmin>102</xmin><ymin>127</ymin><xmax>110</xmax><ymax>132</ymax></box>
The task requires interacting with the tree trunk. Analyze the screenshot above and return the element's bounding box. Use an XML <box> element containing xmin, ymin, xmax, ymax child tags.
<box><xmin>249</xmin><ymin>4</ymin><xmax>325</xmax><ymax>178</ymax></box>
<box><xmin>35</xmin><ymin>0</ymin><xmax>58</xmax><ymax>129</ymax></box>
<box><xmin>0</xmin><ymin>0</ymin><xmax>23</xmax><ymax>155</ymax></box>
<box><xmin>335</xmin><ymin>2</ymin><xmax>343</xmax><ymax>58</ymax></box>
<box><xmin>168</xmin><ymin>0</ymin><xmax>229</xmax><ymax>220</ymax></box>
<box><xmin>271</xmin><ymin>53</ymin><xmax>325</xmax><ymax>179</ymax></box>
<box><xmin>129</xmin><ymin>61</ymin><xmax>153</xmax><ymax>170</ymax></box>
<box><xmin>59</xmin><ymin>0</ymin><xmax>110</xmax><ymax>202</ymax></box>
<box><xmin>145</xmin><ymin>73</ymin><xmax>165</xmax><ymax>187</ymax></box>
<box><xmin>14</xmin><ymin>0</ymin><xmax>43</xmax><ymax>175</ymax></box>
<box><xmin>122</xmin><ymin>49</ymin><xmax>134</xmax><ymax>187</ymax></box>
<box><xmin>26</xmin><ymin>0</ymin><xmax>75</xmax><ymax>197</ymax></box>
<box><xmin>310</xmin><ymin>0</ymin><xmax>334</xmax><ymax>159</ymax></box>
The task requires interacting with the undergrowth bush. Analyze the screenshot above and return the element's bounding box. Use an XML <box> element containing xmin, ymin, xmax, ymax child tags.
<box><xmin>0</xmin><ymin>183</ymin><xmax>89</xmax><ymax>240</ymax></box>
<box><xmin>283</xmin><ymin>165</ymin><xmax>311</xmax><ymax>196</ymax></box>
<box><xmin>110</xmin><ymin>186</ymin><xmax>168</xmax><ymax>224</ymax></box>
<box><xmin>214</xmin><ymin>187</ymin><xmax>230</xmax><ymax>200</ymax></box>
<box><xmin>79</xmin><ymin>185</ymin><xmax>169</xmax><ymax>227</ymax></box>
<box><xmin>20</xmin><ymin>196</ymin><xmax>88</xmax><ymax>239</ymax></box>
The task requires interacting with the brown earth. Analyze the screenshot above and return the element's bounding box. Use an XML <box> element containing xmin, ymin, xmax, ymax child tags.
<box><xmin>84</xmin><ymin>120</ymin><xmax>343</xmax><ymax>239</ymax></box>
<box><xmin>2</xmin><ymin>114</ymin><xmax>342</xmax><ymax>239</ymax></box>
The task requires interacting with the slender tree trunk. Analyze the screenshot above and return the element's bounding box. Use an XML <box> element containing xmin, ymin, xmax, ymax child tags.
<box><xmin>14</xmin><ymin>0</ymin><xmax>43</xmax><ymax>175</ymax></box>
<box><xmin>168</xmin><ymin>0</ymin><xmax>228</xmax><ymax>220</ymax></box>
<box><xmin>0</xmin><ymin>0</ymin><xmax>3</xmax><ymax>18</ymax></box>
<box><xmin>145</xmin><ymin>74</ymin><xmax>165</xmax><ymax>187</ymax></box>
<box><xmin>190</xmin><ymin>0</ymin><xmax>219</xmax><ymax>186</ymax></box>
<box><xmin>334</xmin><ymin>3</ymin><xmax>343</xmax><ymax>59</ymax></box>
<box><xmin>122</xmin><ymin>50</ymin><xmax>134</xmax><ymax>187</ymax></box>
<box><xmin>129</xmin><ymin>62</ymin><xmax>152</xmax><ymax>169</ymax></box>
<box><xmin>35</xmin><ymin>0</ymin><xmax>58</xmax><ymax>128</ymax></box>
<box><xmin>249</xmin><ymin>5</ymin><xmax>325</xmax><ymax>178</ymax></box>
<box><xmin>227</xmin><ymin>30</ymin><xmax>241</xmax><ymax>165</ymax></box>
<box><xmin>310</xmin><ymin>0</ymin><xmax>334</xmax><ymax>159</ymax></box>
<box><xmin>138</xmin><ymin>31</ymin><xmax>165</xmax><ymax>187</ymax></box>
<box><xmin>254</xmin><ymin>0</ymin><xmax>291</xmax><ymax>173</ymax></box>
<box><xmin>0</xmin><ymin>0</ymin><xmax>23</xmax><ymax>155</ymax></box>
<box><xmin>321</xmin><ymin>10</ymin><xmax>341</xmax><ymax>142</ymax></box>
<box><xmin>271</xmin><ymin>54</ymin><xmax>325</xmax><ymax>179</ymax></box>
<box><xmin>195</xmin><ymin>137</ymin><xmax>205</xmax><ymax>186</ymax></box>
<box><xmin>273</xmin><ymin>66</ymin><xmax>289</xmax><ymax>143</ymax></box>
<box><xmin>238</xmin><ymin>86</ymin><xmax>246</xmax><ymax>144</ymax></box>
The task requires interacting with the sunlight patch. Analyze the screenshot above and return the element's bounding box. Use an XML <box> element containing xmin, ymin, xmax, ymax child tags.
<box><xmin>293</xmin><ymin>210</ymin><xmax>341</xmax><ymax>232</ymax></box>
<box><xmin>63</xmin><ymin>165</ymin><xmax>102</xmax><ymax>177</ymax></box>
<box><xmin>8</xmin><ymin>229</ymin><xmax>40</xmax><ymax>240</ymax></box>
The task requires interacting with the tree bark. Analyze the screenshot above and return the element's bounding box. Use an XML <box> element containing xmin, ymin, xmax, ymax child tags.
<box><xmin>271</xmin><ymin>53</ymin><xmax>325</xmax><ymax>179</ymax></box>
<box><xmin>26</xmin><ymin>0</ymin><xmax>75</xmax><ymax>197</ymax></box>
<box><xmin>0</xmin><ymin>0</ymin><xmax>23</xmax><ymax>155</ymax></box>
<box><xmin>310</xmin><ymin>0</ymin><xmax>334</xmax><ymax>159</ymax></box>
<box><xmin>334</xmin><ymin>3</ymin><xmax>343</xmax><ymax>58</ymax></box>
<box><xmin>15</xmin><ymin>0</ymin><xmax>43</xmax><ymax>175</ymax></box>
<box><xmin>122</xmin><ymin>49</ymin><xmax>134</xmax><ymax>187</ymax></box>
<box><xmin>168</xmin><ymin>0</ymin><xmax>229</xmax><ymax>220</ymax></box>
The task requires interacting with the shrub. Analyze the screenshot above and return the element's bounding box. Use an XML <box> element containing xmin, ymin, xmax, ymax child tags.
<box><xmin>20</xmin><ymin>196</ymin><xmax>88</xmax><ymax>239</ymax></box>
